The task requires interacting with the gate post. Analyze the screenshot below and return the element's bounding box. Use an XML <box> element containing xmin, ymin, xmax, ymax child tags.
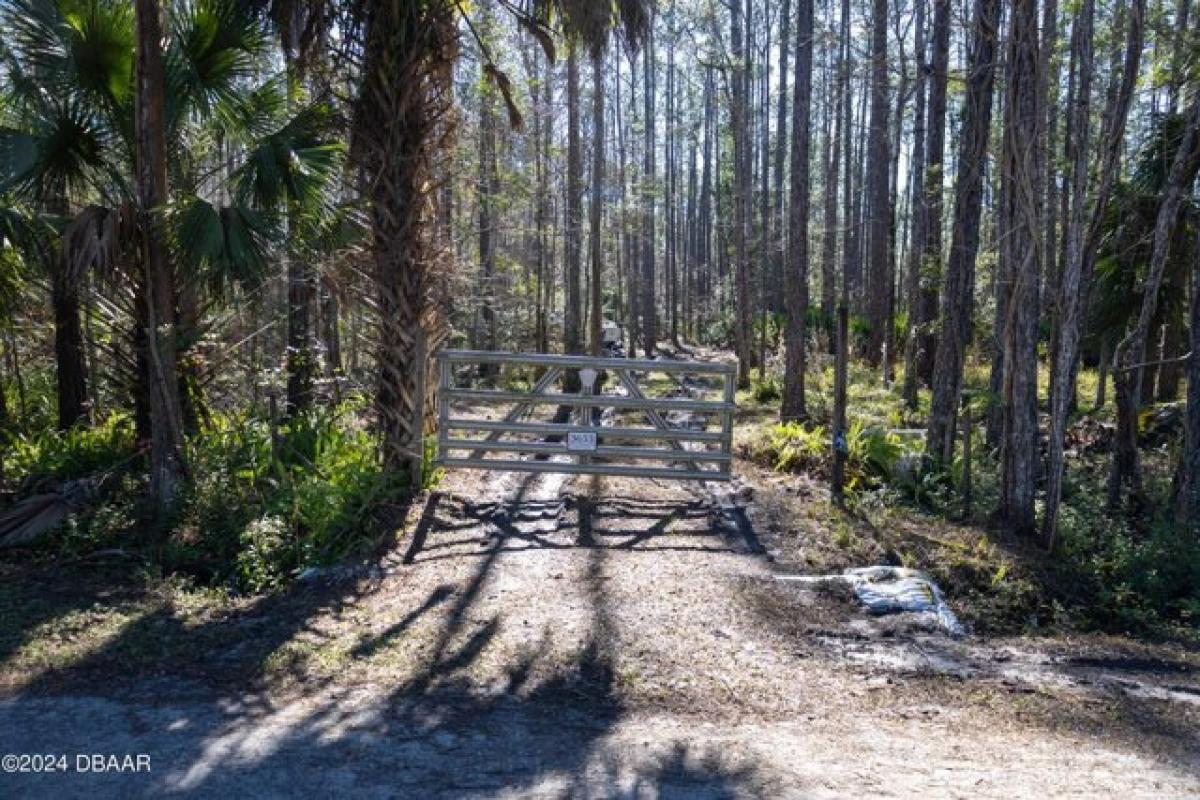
<box><xmin>578</xmin><ymin>368</ymin><xmax>597</xmax><ymax>465</ymax></box>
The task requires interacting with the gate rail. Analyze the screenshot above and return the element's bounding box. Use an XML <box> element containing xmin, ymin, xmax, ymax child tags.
<box><xmin>435</xmin><ymin>350</ymin><xmax>736</xmax><ymax>481</ymax></box>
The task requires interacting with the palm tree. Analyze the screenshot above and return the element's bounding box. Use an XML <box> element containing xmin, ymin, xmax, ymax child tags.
<box><xmin>314</xmin><ymin>0</ymin><xmax>649</xmax><ymax>482</ymax></box>
<box><xmin>0</xmin><ymin>0</ymin><xmax>342</xmax><ymax>508</ymax></box>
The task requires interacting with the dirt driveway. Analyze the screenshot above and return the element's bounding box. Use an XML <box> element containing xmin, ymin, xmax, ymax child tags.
<box><xmin>2</xmin><ymin>465</ymin><xmax>1198</xmax><ymax>798</ymax></box>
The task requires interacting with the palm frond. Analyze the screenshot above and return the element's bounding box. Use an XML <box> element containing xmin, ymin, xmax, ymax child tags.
<box><xmin>169</xmin><ymin>194</ymin><xmax>277</xmax><ymax>294</ymax></box>
<box><xmin>232</xmin><ymin>101</ymin><xmax>343</xmax><ymax>217</ymax></box>
<box><xmin>165</xmin><ymin>0</ymin><xmax>272</xmax><ymax>130</ymax></box>
<box><xmin>527</xmin><ymin>0</ymin><xmax>652</xmax><ymax>54</ymax></box>
<box><xmin>60</xmin><ymin>202</ymin><xmax>136</xmax><ymax>289</ymax></box>
<box><xmin>0</xmin><ymin>97</ymin><xmax>111</xmax><ymax>202</ymax></box>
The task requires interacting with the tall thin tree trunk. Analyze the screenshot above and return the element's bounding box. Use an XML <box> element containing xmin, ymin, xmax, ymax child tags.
<box><xmin>820</xmin><ymin>2</ymin><xmax>842</xmax><ymax>346</ymax></box>
<box><xmin>782</xmin><ymin>0</ymin><xmax>813</xmax><ymax>420</ymax></box>
<box><xmin>589</xmin><ymin>47</ymin><xmax>606</xmax><ymax>356</ymax></box>
<box><xmin>864</xmin><ymin>0</ymin><xmax>890</xmax><ymax>366</ymax></box>
<box><xmin>641</xmin><ymin>33</ymin><xmax>657</xmax><ymax>358</ymax></box>
<box><xmin>774</xmin><ymin>0</ymin><xmax>793</xmax><ymax>323</ymax></box>
<box><xmin>134</xmin><ymin>0</ymin><xmax>187</xmax><ymax>511</ymax></box>
<box><xmin>839</xmin><ymin>0</ymin><xmax>855</xmax><ymax>329</ymax></box>
<box><xmin>926</xmin><ymin>0</ymin><xmax>1002</xmax><ymax>465</ymax></box>
<box><xmin>477</xmin><ymin>18</ymin><xmax>500</xmax><ymax>375</ymax></box>
<box><xmin>1109</xmin><ymin>96</ymin><xmax>1200</xmax><ymax>508</ymax></box>
<box><xmin>998</xmin><ymin>0</ymin><xmax>1042</xmax><ymax>535</ymax></box>
<box><xmin>1043</xmin><ymin>0</ymin><xmax>1094</xmax><ymax>545</ymax></box>
<box><xmin>729</xmin><ymin>2</ymin><xmax>752</xmax><ymax>385</ymax></box>
<box><xmin>914</xmin><ymin>0</ymin><xmax>949</xmax><ymax>388</ymax></box>
<box><xmin>699</xmin><ymin>68</ymin><xmax>715</xmax><ymax>339</ymax></box>
<box><xmin>1172</xmin><ymin>219</ymin><xmax>1200</xmax><ymax>526</ymax></box>
<box><xmin>901</xmin><ymin>0</ymin><xmax>928</xmax><ymax>408</ymax></box>
<box><xmin>667</xmin><ymin>9</ymin><xmax>681</xmax><ymax>347</ymax></box>
<box><xmin>535</xmin><ymin>52</ymin><xmax>552</xmax><ymax>354</ymax></box>
<box><xmin>566</xmin><ymin>43</ymin><xmax>584</xmax><ymax>368</ymax></box>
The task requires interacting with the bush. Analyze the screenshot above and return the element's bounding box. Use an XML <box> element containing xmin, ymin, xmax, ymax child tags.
<box><xmin>752</xmin><ymin>419</ymin><xmax>903</xmax><ymax>491</ymax></box>
<box><xmin>1055</xmin><ymin>506</ymin><xmax>1200</xmax><ymax>632</ymax></box>
<box><xmin>750</xmin><ymin>370</ymin><xmax>781</xmax><ymax>403</ymax></box>
<box><xmin>181</xmin><ymin>397</ymin><xmax>408</xmax><ymax>589</ymax></box>
<box><xmin>4</xmin><ymin>412</ymin><xmax>136</xmax><ymax>489</ymax></box>
<box><xmin>236</xmin><ymin>515</ymin><xmax>295</xmax><ymax>593</ymax></box>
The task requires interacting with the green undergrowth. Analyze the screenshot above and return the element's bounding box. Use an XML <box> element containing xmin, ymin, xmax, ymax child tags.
<box><xmin>1</xmin><ymin>396</ymin><xmax>419</xmax><ymax>593</ymax></box>
<box><xmin>744</xmin><ymin>363</ymin><xmax>1200</xmax><ymax>641</ymax></box>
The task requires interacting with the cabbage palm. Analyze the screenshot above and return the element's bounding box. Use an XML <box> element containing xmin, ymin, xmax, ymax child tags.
<box><xmin>0</xmin><ymin>0</ymin><xmax>342</xmax><ymax>506</ymax></box>
<box><xmin>308</xmin><ymin>0</ymin><xmax>649</xmax><ymax>481</ymax></box>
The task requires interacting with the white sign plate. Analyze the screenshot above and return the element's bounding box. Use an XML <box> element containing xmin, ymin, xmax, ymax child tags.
<box><xmin>566</xmin><ymin>432</ymin><xmax>598</xmax><ymax>452</ymax></box>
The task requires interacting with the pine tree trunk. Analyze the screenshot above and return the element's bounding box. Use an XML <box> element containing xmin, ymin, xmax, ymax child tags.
<box><xmin>925</xmin><ymin>0</ymin><xmax>1002</xmax><ymax>465</ymax></box>
<box><xmin>1172</xmin><ymin>221</ymin><xmax>1200</xmax><ymax>527</ymax></box>
<box><xmin>641</xmin><ymin>34</ymin><xmax>657</xmax><ymax>358</ymax></box>
<box><xmin>589</xmin><ymin>47</ymin><xmax>606</xmax><ymax>356</ymax></box>
<box><xmin>901</xmin><ymin>0</ymin><xmax>928</xmax><ymax>408</ymax></box>
<box><xmin>819</xmin><ymin>3</ymin><xmax>843</xmax><ymax>347</ymax></box>
<box><xmin>838</xmin><ymin>0</ymin><xmax>854</xmax><ymax>331</ymax></box>
<box><xmin>1109</xmin><ymin>96</ymin><xmax>1200</xmax><ymax>508</ymax></box>
<box><xmin>699</xmin><ymin>68</ymin><xmax>715</xmax><ymax>338</ymax></box>
<box><xmin>774</xmin><ymin>0</ymin><xmax>793</xmax><ymax>325</ymax></box>
<box><xmin>667</xmin><ymin>11</ymin><xmax>681</xmax><ymax>348</ymax></box>
<box><xmin>915</xmin><ymin>0</ymin><xmax>950</xmax><ymax>386</ymax></box>
<box><xmin>565</xmin><ymin>43</ymin><xmax>584</xmax><ymax>366</ymax></box>
<box><xmin>535</xmin><ymin>53</ymin><xmax>551</xmax><ymax>354</ymax></box>
<box><xmin>1043</xmin><ymin>0</ymin><xmax>1094</xmax><ymax>545</ymax></box>
<box><xmin>864</xmin><ymin>0</ymin><xmax>890</xmax><ymax>367</ymax></box>
<box><xmin>998</xmin><ymin>0</ymin><xmax>1042</xmax><ymax>536</ymax></box>
<box><xmin>782</xmin><ymin>0</ymin><xmax>813</xmax><ymax>420</ymax></box>
<box><xmin>730</xmin><ymin>4</ymin><xmax>751</xmax><ymax>385</ymax></box>
<box><xmin>477</xmin><ymin>17</ymin><xmax>500</xmax><ymax>376</ymax></box>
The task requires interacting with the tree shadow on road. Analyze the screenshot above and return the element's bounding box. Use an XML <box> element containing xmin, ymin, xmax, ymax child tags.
<box><xmin>1</xmin><ymin>473</ymin><xmax>775</xmax><ymax>797</ymax></box>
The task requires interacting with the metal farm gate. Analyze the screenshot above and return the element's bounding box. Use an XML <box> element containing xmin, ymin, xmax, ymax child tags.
<box><xmin>435</xmin><ymin>350</ymin><xmax>735</xmax><ymax>481</ymax></box>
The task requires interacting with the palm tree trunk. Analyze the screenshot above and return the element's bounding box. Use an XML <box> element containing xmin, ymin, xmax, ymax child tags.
<box><xmin>51</xmin><ymin>265</ymin><xmax>88</xmax><ymax>430</ymax></box>
<box><xmin>320</xmin><ymin>275</ymin><xmax>341</xmax><ymax>378</ymax></box>
<box><xmin>357</xmin><ymin>2</ymin><xmax>455</xmax><ymax>482</ymax></box>
<box><xmin>285</xmin><ymin>227</ymin><xmax>315</xmax><ymax>414</ymax></box>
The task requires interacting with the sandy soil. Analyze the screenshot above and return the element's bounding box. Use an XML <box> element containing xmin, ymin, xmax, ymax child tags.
<box><xmin>1</xmin><ymin>464</ymin><xmax>1198</xmax><ymax>798</ymax></box>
